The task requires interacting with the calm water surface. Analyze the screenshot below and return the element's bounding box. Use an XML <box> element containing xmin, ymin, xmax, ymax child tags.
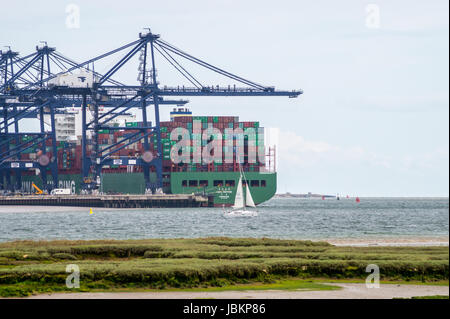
<box><xmin>0</xmin><ymin>197</ymin><xmax>448</xmax><ymax>242</ymax></box>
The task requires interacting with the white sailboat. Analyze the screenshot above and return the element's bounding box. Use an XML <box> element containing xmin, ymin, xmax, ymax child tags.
<box><xmin>224</xmin><ymin>170</ymin><xmax>258</xmax><ymax>217</ymax></box>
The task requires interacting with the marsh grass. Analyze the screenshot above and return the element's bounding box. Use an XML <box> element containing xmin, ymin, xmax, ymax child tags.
<box><xmin>0</xmin><ymin>237</ymin><xmax>448</xmax><ymax>297</ymax></box>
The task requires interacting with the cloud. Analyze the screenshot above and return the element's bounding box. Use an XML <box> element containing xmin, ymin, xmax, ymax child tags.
<box><xmin>276</xmin><ymin>129</ymin><xmax>448</xmax><ymax>175</ymax></box>
<box><xmin>278</xmin><ymin>131</ymin><xmax>337</xmax><ymax>154</ymax></box>
<box><xmin>399</xmin><ymin>146</ymin><xmax>450</xmax><ymax>171</ymax></box>
<box><xmin>276</xmin><ymin>130</ymin><xmax>389</xmax><ymax>168</ymax></box>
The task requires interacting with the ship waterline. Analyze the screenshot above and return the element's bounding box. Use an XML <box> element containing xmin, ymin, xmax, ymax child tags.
<box><xmin>15</xmin><ymin>171</ymin><xmax>277</xmax><ymax>206</ymax></box>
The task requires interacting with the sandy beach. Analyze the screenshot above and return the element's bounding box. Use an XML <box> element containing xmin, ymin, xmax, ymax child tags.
<box><xmin>326</xmin><ymin>236</ymin><xmax>449</xmax><ymax>247</ymax></box>
<box><xmin>25</xmin><ymin>283</ymin><xmax>449</xmax><ymax>299</ymax></box>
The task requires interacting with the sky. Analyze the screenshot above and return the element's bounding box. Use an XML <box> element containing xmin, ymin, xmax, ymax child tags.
<box><xmin>0</xmin><ymin>0</ymin><xmax>448</xmax><ymax>196</ymax></box>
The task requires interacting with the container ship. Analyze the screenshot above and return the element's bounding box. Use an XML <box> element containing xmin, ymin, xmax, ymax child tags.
<box><xmin>8</xmin><ymin>108</ymin><xmax>276</xmax><ymax>206</ymax></box>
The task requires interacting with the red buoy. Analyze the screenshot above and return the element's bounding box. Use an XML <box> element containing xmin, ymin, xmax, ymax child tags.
<box><xmin>356</xmin><ymin>197</ymin><xmax>360</xmax><ymax>203</ymax></box>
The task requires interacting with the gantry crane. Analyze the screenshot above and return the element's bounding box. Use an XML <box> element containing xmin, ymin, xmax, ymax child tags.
<box><xmin>0</xmin><ymin>41</ymin><xmax>187</xmax><ymax>192</ymax></box>
<box><xmin>1</xmin><ymin>29</ymin><xmax>302</xmax><ymax>194</ymax></box>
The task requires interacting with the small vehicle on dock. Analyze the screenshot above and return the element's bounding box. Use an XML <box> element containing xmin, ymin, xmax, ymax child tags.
<box><xmin>50</xmin><ymin>188</ymin><xmax>72</xmax><ymax>195</ymax></box>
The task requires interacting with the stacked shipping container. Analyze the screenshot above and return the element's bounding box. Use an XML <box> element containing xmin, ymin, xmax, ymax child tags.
<box><xmin>7</xmin><ymin>115</ymin><xmax>266</xmax><ymax>176</ymax></box>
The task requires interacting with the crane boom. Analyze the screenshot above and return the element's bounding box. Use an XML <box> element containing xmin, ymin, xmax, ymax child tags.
<box><xmin>31</xmin><ymin>182</ymin><xmax>43</xmax><ymax>195</ymax></box>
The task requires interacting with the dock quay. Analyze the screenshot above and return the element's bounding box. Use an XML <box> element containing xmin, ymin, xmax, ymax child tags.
<box><xmin>0</xmin><ymin>194</ymin><xmax>214</xmax><ymax>208</ymax></box>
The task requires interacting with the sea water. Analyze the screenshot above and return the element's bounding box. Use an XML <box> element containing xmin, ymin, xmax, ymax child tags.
<box><xmin>0</xmin><ymin>197</ymin><xmax>448</xmax><ymax>243</ymax></box>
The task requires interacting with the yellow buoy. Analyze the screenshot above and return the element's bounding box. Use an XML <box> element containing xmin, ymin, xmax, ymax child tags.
<box><xmin>89</xmin><ymin>208</ymin><xmax>94</xmax><ymax>215</ymax></box>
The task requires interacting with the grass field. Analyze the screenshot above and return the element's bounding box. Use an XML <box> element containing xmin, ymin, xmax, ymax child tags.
<box><xmin>0</xmin><ymin>237</ymin><xmax>448</xmax><ymax>297</ymax></box>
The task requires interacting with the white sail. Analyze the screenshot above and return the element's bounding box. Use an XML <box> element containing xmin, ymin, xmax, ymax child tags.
<box><xmin>233</xmin><ymin>177</ymin><xmax>244</xmax><ymax>209</ymax></box>
<box><xmin>245</xmin><ymin>184</ymin><xmax>256</xmax><ymax>207</ymax></box>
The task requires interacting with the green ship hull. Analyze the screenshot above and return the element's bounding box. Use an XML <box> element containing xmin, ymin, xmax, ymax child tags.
<box><xmin>170</xmin><ymin>172</ymin><xmax>276</xmax><ymax>206</ymax></box>
<box><xmin>18</xmin><ymin>171</ymin><xmax>276</xmax><ymax>206</ymax></box>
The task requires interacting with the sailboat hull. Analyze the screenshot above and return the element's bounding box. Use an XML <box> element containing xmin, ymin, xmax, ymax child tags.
<box><xmin>224</xmin><ymin>209</ymin><xmax>258</xmax><ymax>217</ymax></box>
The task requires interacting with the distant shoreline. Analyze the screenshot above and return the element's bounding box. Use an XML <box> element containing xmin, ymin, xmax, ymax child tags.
<box><xmin>325</xmin><ymin>236</ymin><xmax>449</xmax><ymax>247</ymax></box>
<box><xmin>274</xmin><ymin>194</ymin><xmax>449</xmax><ymax>199</ymax></box>
<box><xmin>274</xmin><ymin>193</ymin><xmax>335</xmax><ymax>198</ymax></box>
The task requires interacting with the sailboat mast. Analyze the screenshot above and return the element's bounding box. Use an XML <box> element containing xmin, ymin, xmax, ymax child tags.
<box><xmin>241</xmin><ymin>167</ymin><xmax>256</xmax><ymax>208</ymax></box>
<box><xmin>240</xmin><ymin>167</ymin><xmax>246</xmax><ymax>208</ymax></box>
